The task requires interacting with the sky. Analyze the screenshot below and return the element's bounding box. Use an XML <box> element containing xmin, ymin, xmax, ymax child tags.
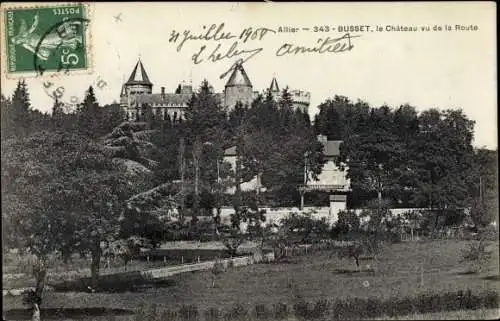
<box><xmin>1</xmin><ymin>2</ymin><xmax>497</xmax><ymax>149</ymax></box>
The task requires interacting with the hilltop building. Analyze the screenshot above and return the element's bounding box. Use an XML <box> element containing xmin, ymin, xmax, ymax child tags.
<box><xmin>120</xmin><ymin>59</ymin><xmax>311</xmax><ymax>120</ymax></box>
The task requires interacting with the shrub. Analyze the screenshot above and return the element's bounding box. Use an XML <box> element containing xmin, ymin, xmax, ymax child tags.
<box><xmin>224</xmin><ymin>303</ymin><xmax>248</xmax><ymax>321</ymax></box>
<box><xmin>310</xmin><ymin>299</ymin><xmax>329</xmax><ymax>319</ymax></box>
<box><xmin>460</xmin><ymin>240</ymin><xmax>491</xmax><ymax>273</ymax></box>
<box><xmin>391</xmin><ymin>296</ymin><xmax>415</xmax><ymax>316</ymax></box>
<box><xmin>211</xmin><ymin>258</ymin><xmax>226</xmax><ymax>287</ymax></box>
<box><xmin>178</xmin><ymin>305</ymin><xmax>198</xmax><ymax>321</ymax></box>
<box><xmin>364</xmin><ymin>297</ymin><xmax>381</xmax><ymax>318</ymax></box>
<box><xmin>483</xmin><ymin>289</ymin><xmax>499</xmax><ymax>308</ymax></box>
<box><xmin>478</xmin><ymin>225</ymin><xmax>499</xmax><ymax>241</ymax></box>
<box><xmin>134</xmin><ymin>303</ymin><xmax>146</xmax><ymax>321</ymax></box>
<box><xmin>254</xmin><ymin>304</ymin><xmax>272</xmax><ymax>320</ymax></box>
<box><xmin>174</xmin><ymin>290</ymin><xmax>495</xmax><ymax>320</ymax></box>
<box><xmin>293</xmin><ymin>300</ymin><xmax>310</xmax><ymax>318</ymax></box>
<box><xmin>146</xmin><ymin>303</ymin><xmax>159</xmax><ymax>321</ymax></box>
<box><xmin>204</xmin><ymin>307</ymin><xmax>221</xmax><ymax>321</ymax></box>
<box><xmin>273</xmin><ymin>303</ymin><xmax>288</xmax><ymax>319</ymax></box>
<box><xmin>161</xmin><ymin>309</ymin><xmax>178</xmax><ymax>321</ymax></box>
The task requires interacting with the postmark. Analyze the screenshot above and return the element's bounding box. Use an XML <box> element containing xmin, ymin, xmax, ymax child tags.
<box><xmin>2</xmin><ymin>2</ymin><xmax>92</xmax><ymax>78</ymax></box>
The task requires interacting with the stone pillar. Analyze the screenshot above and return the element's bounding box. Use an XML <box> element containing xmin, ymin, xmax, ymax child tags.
<box><xmin>329</xmin><ymin>194</ymin><xmax>347</xmax><ymax>225</ymax></box>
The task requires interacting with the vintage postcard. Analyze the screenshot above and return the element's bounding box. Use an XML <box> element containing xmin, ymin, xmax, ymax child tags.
<box><xmin>1</xmin><ymin>2</ymin><xmax>498</xmax><ymax>321</ymax></box>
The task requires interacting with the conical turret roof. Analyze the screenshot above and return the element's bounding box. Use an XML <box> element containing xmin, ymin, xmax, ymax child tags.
<box><xmin>269</xmin><ymin>77</ymin><xmax>280</xmax><ymax>92</ymax></box>
<box><xmin>125</xmin><ymin>59</ymin><xmax>152</xmax><ymax>86</ymax></box>
<box><xmin>225</xmin><ymin>63</ymin><xmax>252</xmax><ymax>87</ymax></box>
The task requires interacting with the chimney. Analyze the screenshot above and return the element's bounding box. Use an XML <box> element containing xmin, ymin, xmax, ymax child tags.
<box><xmin>317</xmin><ymin>134</ymin><xmax>328</xmax><ymax>145</ymax></box>
<box><xmin>181</xmin><ymin>84</ymin><xmax>193</xmax><ymax>94</ymax></box>
<box><xmin>161</xmin><ymin>87</ymin><xmax>165</xmax><ymax>99</ymax></box>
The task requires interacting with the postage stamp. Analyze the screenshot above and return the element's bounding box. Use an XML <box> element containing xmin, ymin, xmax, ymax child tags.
<box><xmin>2</xmin><ymin>2</ymin><xmax>91</xmax><ymax>77</ymax></box>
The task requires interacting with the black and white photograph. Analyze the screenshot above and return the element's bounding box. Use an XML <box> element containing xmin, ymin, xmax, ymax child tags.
<box><xmin>1</xmin><ymin>2</ymin><xmax>498</xmax><ymax>320</ymax></box>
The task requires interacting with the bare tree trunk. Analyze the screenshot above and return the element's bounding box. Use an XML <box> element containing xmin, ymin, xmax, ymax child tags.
<box><xmin>192</xmin><ymin>137</ymin><xmax>202</xmax><ymax>218</ymax></box>
<box><xmin>179</xmin><ymin>137</ymin><xmax>186</xmax><ymax>223</ymax></box>
<box><xmin>33</xmin><ymin>257</ymin><xmax>47</xmax><ymax>303</ymax></box>
<box><xmin>31</xmin><ymin>303</ymin><xmax>40</xmax><ymax>321</ymax></box>
<box><xmin>234</xmin><ymin>143</ymin><xmax>242</xmax><ymax>217</ymax></box>
<box><xmin>90</xmin><ymin>240</ymin><xmax>101</xmax><ymax>290</ymax></box>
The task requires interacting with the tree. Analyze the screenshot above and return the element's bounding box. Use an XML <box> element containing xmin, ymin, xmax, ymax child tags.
<box><xmin>178</xmin><ymin>137</ymin><xmax>187</xmax><ymax>221</ymax></box>
<box><xmin>469</xmin><ymin>148</ymin><xmax>498</xmax><ymax>228</ymax></box>
<box><xmin>184</xmin><ymin>79</ymin><xmax>228</xmax><ymax>144</ymax></box>
<box><xmin>221</xmin><ymin>229</ymin><xmax>244</xmax><ymax>257</ymax></box>
<box><xmin>338</xmin><ymin>105</ymin><xmax>405</xmax><ymax>208</ymax></box>
<box><xmin>1</xmin><ymin>94</ymin><xmax>12</xmax><ymax>140</ymax></box>
<box><xmin>333</xmin><ymin>210</ymin><xmax>361</xmax><ymax>238</ymax></box>
<box><xmin>232</xmin><ymin>93</ymin><xmax>325</xmax><ymax>205</ymax></box>
<box><xmin>76</xmin><ymin>86</ymin><xmax>104</xmax><ymax>138</ymax></box>
<box><xmin>51</xmin><ymin>98</ymin><xmax>65</xmax><ymax>130</ymax></box>
<box><xmin>409</xmin><ymin>109</ymin><xmax>475</xmax><ymax>229</ymax></box>
<box><xmin>2</xmin><ymin>129</ymin><xmax>159</xmax><ymax>297</ymax></box>
<box><xmin>102</xmin><ymin>103</ymin><xmax>126</xmax><ymax>133</ymax></box>
<box><xmin>29</xmin><ymin>135</ymin><xmax>137</xmax><ymax>289</ymax></box>
<box><xmin>3</xmin><ymin>80</ymin><xmax>33</xmax><ymax>138</ymax></box>
<box><xmin>192</xmin><ymin>136</ymin><xmax>203</xmax><ymax>219</ymax></box>
<box><xmin>240</xmin><ymin>207</ymin><xmax>267</xmax><ymax>248</ymax></box>
<box><xmin>183</xmin><ymin>80</ymin><xmax>230</xmax><ymax>218</ymax></box>
<box><xmin>280</xmin><ymin>212</ymin><xmax>329</xmax><ymax>244</ymax></box>
<box><xmin>314</xmin><ymin>95</ymin><xmax>351</xmax><ymax>140</ymax></box>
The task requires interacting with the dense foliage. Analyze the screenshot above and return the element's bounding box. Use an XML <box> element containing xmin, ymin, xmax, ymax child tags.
<box><xmin>1</xmin><ymin>79</ymin><xmax>497</xmax><ymax>296</ymax></box>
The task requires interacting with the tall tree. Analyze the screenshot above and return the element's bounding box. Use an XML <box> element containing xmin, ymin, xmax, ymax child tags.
<box><xmin>183</xmin><ymin>80</ymin><xmax>230</xmax><ymax>215</ymax></box>
<box><xmin>76</xmin><ymin>86</ymin><xmax>103</xmax><ymax>138</ymax></box>
<box><xmin>102</xmin><ymin>102</ymin><xmax>126</xmax><ymax>133</ymax></box>
<box><xmin>338</xmin><ymin>105</ymin><xmax>405</xmax><ymax>208</ymax></box>
<box><xmin>5</xmin><ymin>80</ymin><xmax>33</xmax><ymax>138</ymax></box>
<box><xmin>314</xmin><ymin>95</ymin><xmax>350</xmax><ymax>140</ymax></box>
<box><xmin>1</xmin><ymin>94</ymin><xmax>12</xmax><ymax>139</ymax></box>
<box><xmin>469</xmin><ymin>148</ymin><xmax>498</xmax><ymax>227</ymax></box>
<box><xmin>409</xmin><ymin>109</ymin><xmax>475</xmax><ymax>229</ymax></box>
<box><xmin>2</xmin><ymin>131</ymin><xmax>157</xmax><ymax>293</ymax></box>
<box><xmin>51</xmin><ymin>98</ymin><xmax>65</xmax><ymax>130</ymax></box>
<box><xmin>229</xmin><ymin>91</ymin><xmax>324</xmax><ymax>207</ymax></box>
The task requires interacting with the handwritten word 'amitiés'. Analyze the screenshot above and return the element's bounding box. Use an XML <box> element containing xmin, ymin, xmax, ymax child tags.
<box><xmin>169</xmin><ymin>23</ymin><xmax>276</xmax><ymax>52</ymax></box>
<box><xmin>276</xmin><ymin>33</ymin><xmax>360</xmax><ymax>56</ymax></box>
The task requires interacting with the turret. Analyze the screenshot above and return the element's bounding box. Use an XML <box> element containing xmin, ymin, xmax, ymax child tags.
<box><xmin>269</xmin><ymin>77</ymin><xmax>280</xmax><ymax>93</ymax></box>
<box><xmin>224</xmin><ymin>63</ymin><xmax>253</xmax><ymax>110</ymax></box>
<box><xmin>123</xmin><ymin>59</ymin><xmax>153</xmax><ymax>97</ymax></box>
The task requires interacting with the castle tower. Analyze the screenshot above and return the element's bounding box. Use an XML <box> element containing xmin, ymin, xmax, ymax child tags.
<box><xmin>123</xmin><ymin>59</ymin><xmax>153</xmax><ymax>97</ymax></box>
<box><xmin>120</xmin><ymin>59</ymin><xmax>153</xmax><ymax>120</ymax></box>
<box><xmin>224</xmin><ymin>63</ymin><xmax>253</xmax><ymax>109</ymax></box>
<box><xmin>269</xmin><ymin>77</ymin><xmax>280</xmax><ymax>93</ymax></box>
<box><xmin>268</xmin><ymin>76</ymin><xmax>281</xmax><ymax>101</ymax></box>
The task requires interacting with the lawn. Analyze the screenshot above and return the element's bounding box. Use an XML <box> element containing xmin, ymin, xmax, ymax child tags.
<box><xmin>3</xmin><ymin>240</ymin><xmax>499</xmax><ymax>320</ymax></box>
<box><xmin>2</xmin><ymin>241</ymin><xmax>257</xmax><ymax>289</ymax></box>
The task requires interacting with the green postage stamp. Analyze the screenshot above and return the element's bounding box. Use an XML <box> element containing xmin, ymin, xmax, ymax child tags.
<box><xmin>3</xmin><ymin>3</ymin><xmax>91</xmax><ymax>76</ymax></box>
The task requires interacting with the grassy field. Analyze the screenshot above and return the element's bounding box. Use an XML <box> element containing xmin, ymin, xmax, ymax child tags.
<box><xmin>2</xmin><ymin>242</ymin><xmax>257</xmax><ymax>289</ymax></box>
<box><xmin>3</xmin><ymin>240</ymin><xmax>499</xmax><ymax>320</ymax></box>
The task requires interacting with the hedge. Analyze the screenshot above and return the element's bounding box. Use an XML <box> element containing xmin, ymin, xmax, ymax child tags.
<box><xmin>133</xmin><ymin>289</ymin><xmax>498</xmax><ymax>320</ymax></box>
